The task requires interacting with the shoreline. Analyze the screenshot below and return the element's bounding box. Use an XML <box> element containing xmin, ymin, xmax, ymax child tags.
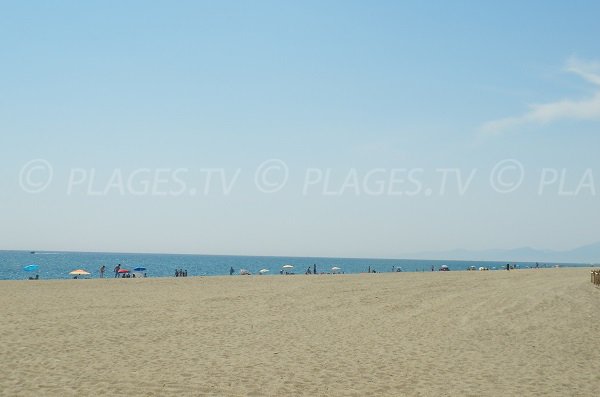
<box><xmin>3</xmin><ymin>266</ymin><xmax>593</xmax><ymax>281</ymax></box>
<box><xmin>2</xmin><ymin>262</ymin><xmax>592</xmax><ymax>282</ymax></box>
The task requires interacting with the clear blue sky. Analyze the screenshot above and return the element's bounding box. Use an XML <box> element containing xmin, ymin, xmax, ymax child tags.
<box><xmin>1</xmin><ymin>1</ymin><xmax>599</xmax><ymax>257</ymax></box>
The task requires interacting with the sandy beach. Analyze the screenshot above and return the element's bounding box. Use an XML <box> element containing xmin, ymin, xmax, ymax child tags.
<box><xmin>1</xmin><ymin>268</ymin><xmax>599</xmax><ymax>396</ymax></box>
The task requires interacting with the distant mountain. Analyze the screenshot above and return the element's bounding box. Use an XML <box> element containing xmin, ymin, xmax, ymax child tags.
<box><xmin>405</xmin><ymin>242</ymin><xmax>600</xmax><ymax>264</ymax></box>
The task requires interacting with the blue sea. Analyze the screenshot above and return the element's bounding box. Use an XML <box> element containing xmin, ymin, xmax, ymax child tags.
<box><xmin>0</xmin><ymin>250</ymin><xmax>588</xmax><ymax>280</ymax></box>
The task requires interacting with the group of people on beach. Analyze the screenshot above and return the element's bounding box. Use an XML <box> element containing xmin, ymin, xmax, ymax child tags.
<box><xmin>99</xmin><ymin>264</ymin><xmax>146</xmax><ymax>278</ymax></box>
<box><xmin>88</xmin><ymin>261</ymin><xmax>548</xmax><ymax>280</ymax></box>
<box><xmin>175</xmin><ymin>269</ymin><xmax>188</xmax><ymax>277</ymax></box>
<box><xmin>23</xmin><ymin>259</ymin><xmax>558</xmax><ymax>281</ymax></box>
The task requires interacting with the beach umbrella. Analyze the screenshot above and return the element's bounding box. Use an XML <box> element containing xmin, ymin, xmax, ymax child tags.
<box><xmin>24</xmin><ymin>264</ymin><xmax>39</xmax><ymax>272</ymax></box>
<box><xmin>281</xmin><ymin>265</ymin><xmax>294</xmax><ymax>274</ymax></box>
<box><xmin>69</xmin><ymin>269</ymin><xmax>90</xmax><ymax>276</ymax></box>
<box><xmin>259</xmin><ymin>269</ymin><xmax>269</xmax><ymax>274</ymax></box>
<box><xmin>133</xmin><ymin>267</ymin><xmax>146</xmax><ymax>272</ymax></box>
<box><xmin>331</xmin><ymin>266</ymin><xmax>341</xmax><ymax>273</ymax></box>
<box><xmin>118</xmin><ymin>269</ymin><xmax>130</xmax><ymax>273</ymax></box>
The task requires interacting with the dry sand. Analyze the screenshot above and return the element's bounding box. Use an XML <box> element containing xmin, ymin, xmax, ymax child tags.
<box><xmin>1</xmin><ymin>268</ymin><xmax>599</xmax><ymax>396</ymax></box>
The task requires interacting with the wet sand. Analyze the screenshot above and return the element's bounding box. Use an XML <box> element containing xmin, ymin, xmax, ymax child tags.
<box><xmin>1</xmin><ymin>268</ymin><xmax>599</xmax><ymax>396</ymax></box>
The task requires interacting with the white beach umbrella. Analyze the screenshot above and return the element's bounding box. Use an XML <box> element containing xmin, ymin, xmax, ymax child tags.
<box><xmin>259</xmin><ymin>269</ymin><xmax>269</xmax><ymax>274</ymax></box>
<box><xmin>331</xmin><ymin>267</ymin><xmax>341</xmax><ymax>273</ymax></box>
<box><xmin>281</xmin><ymin>264</ymin><xmax>294</xmax><ymax>274</ymax></box>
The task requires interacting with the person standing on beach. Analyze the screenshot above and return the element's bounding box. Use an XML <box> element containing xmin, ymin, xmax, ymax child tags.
<box><xmin>99</xmin><ymin>265</ymin><xmax>105</xmax><ymax>278</ymax></box>
<box><xmin>230</xmin><ymin>266</ymin><xmax>234</xmax><ymax>275</ymax></box>
<box><xmin>313</xmin><ymin>264</ymin><xmax>317</xmax><ymax>275</ymax></box>
<box><xmin>114</xmin><ymin>264</ymin><xmax>121</xmax><ymax>278</ymax></box>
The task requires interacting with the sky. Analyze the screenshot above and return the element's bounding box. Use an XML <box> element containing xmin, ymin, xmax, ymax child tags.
<box><xmin>1</xmin><ymin>1</ymin><xmax>600</xmax><ymax>258</ymax></box>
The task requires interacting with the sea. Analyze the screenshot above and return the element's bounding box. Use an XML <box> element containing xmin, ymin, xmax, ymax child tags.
<box><xmin>0</xmin><ymin>250</ymin><xmax>589</xmax><ymax>280</ymax></box>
